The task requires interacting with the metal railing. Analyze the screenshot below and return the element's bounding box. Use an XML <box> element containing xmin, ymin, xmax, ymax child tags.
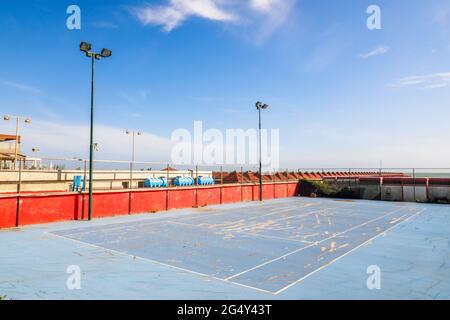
<box><xmin>1</xmin><ymin>159</ymin><xmax>450</xmax><ymax>203</ymax></box>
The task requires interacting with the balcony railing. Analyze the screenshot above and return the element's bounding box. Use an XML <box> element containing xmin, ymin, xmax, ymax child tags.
<box><xmin>0</xmin><ymin>142</ymin><xmax>19</xmax><ymax>154</ymax></box>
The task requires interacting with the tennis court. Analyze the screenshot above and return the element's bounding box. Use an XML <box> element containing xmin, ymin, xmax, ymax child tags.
<box><xmin>1</xmin><ymin>197</ymin><xmax>449</xmax><ymax>299</ymax></box>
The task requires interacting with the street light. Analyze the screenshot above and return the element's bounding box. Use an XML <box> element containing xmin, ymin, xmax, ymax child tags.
<box><xmin>80</xmin><ymin>41</ymin><xmax>112</xmax><ymax>221</ymax></box>
<box><xmin>126</xmin><ymin>130</ymin><xmax>142</xmax><ymax>165</ymax></box>
<box><xmin>31</xmin><ymin>147</ymin><xmax>41</xmax><ymax>169</ymax></box>
<box><xmin>255</xmin><ymin>101</ymin><xmax>269</xmax><ymax>202</ymax></box>
<box><xmin>126</xmin><ymin>130</ymin><xmax>142</xmax><ymax>189</ymax></box>
<box><xmin>3</xmin><ymin>114</ymin><xmax>32</xmax><ymax>169</ymax></box>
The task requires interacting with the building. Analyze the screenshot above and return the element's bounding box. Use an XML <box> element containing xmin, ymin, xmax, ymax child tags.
<box><xmin>0</xmin><ymin>134</ymin><xmax>25</xmax><ymax>169</ymax></box>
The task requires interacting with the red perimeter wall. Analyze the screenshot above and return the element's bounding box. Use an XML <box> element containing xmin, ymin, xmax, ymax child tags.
<box><xmin>0</xmin><ymin>182</ymin><xmax>299</xmax><ymax>229</ymax></box>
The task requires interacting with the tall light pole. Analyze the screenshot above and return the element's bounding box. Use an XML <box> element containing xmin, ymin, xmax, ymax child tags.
<box><xmin>126</xmin><ymin>130</ymin><xmax>142</xmax><ymax>167</ymax></box>
<box><xmin>3</xmin><ymin>115</ymin><xmax>31</xmax><ymax>169</ymax></box>
<box><xmin>255</xmin><ymin>101</ymin><xmax>269</xmax><ymax>202</ymax></box>
<box><xmin>80</xmin><ymin>42</ymin><xmax>112</xmax><ymax>221</ymax></box>
<box><xmin>126</xmin><ymin>130</ymin><xmax>141</xmax><ymax>188</ymax></box>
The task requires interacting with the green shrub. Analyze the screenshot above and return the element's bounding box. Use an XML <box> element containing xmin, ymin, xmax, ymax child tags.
<box><xmin>299</xmin><ymin>179</ymin><xmax>359</xmax><ymax>199</ymax></box>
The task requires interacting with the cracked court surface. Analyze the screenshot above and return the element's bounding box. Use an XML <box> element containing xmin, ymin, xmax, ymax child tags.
<box><xmin>1</xmin><ymin>197</ymin><xmax>450</xmax><ymax>299</ymax></box>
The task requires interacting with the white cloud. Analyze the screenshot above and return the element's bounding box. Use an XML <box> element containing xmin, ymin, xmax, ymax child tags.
<box><xmin>250</xmin><ymin>0</ymin><xmax>274</xmax><ymax>12</ymax></box>
<box><xmin>389</xmin><ymin>72</ymin><xmax>450</xmax><ymax>90</ymax></box>
<box><xmin>4</xmin><ymin>120</ymin><xmax>174</xmax><ymax>163</ymax></box>
<box><xmin>92</xmin><ymin>21</ymin><xmax>119</xmax><ymax>29</ymax></box>
<box><xmin>249</xmin><ymin>0</ymin><xmax>295</xmax><ymax>43</ymax></box>
<box><xmin>132</xmin><ymin>0</ymin><xmax>295</xmax><ymax>40</ymax></box>
<box><xmin>0</xmin><ymin>79</ymin><xmax>41</xmax><ymax>94</ymax></box>
<box><xmin>133</xmin><ymin>0</ymin><xmax>237</xmax><ymax>32</ymax></box>
<box><xmin>359</xmin><ymin>45</ymin><xmax>390</xmax><ymax>59</ymax></box>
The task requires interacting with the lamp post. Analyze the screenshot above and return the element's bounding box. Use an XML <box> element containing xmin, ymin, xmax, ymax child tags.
<box><xmin>3</xmin><ymin>115</ymin><xmax>31</xmax><ymax>169</ymax></box>
<box><xmin>80</xmin><ymin>42</ymin><xmax>112</xmax><ymax>221</ymax></box>
<box><xmin>126</xmin><ymin>130</ymin><xmax>141</xmax><ymax>189</ymax></box>
<box><xmin>31</xmin><ymin>147</ymin><xmax>40</xmax><ymax>169</ymax></box>
<box><xmin>126</xmin><ymin>130</ymin><xmax>141</xmax><ymax>167</ymax></box>
<box><xmin>255</xmin><ymin>101</ymin><xmax>269</xmax><ymax>202</ymax></box>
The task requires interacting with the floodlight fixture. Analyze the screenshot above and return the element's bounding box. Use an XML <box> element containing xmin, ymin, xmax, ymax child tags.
<box><xmin>256</xmin><ymin>101</ymin><xmax>269</xmax><ymax>110</ymax></box>
<box><xmin>100</xmin><ymin>48</ymin><xmax>112</xmax><ymax>58</ymax></box>
<box><xmin>80</xmin><ymin>42</ymin><xmax>92</xmax><ymax>52</ymax></box>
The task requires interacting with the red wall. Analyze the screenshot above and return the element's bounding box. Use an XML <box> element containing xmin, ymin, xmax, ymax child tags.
<box><xmin>197</xmin><ymin>187</ymin><xmax>221</xmax><ymax>207</ymax></box>
<box><xmin>221</xmin><ymin>185</ymin><xmax>242</xmax><ymax>204</ymax></box>
<box><xmin>19</xmin><ymin>194</ymin><xmax>79</xmax><ymax>226</ymax></box>
<box><xmin>167</xmin><ymin>188</ymin><xmax>197</xmax><ymax>210</ymax></box>
<box><xmin>130</xmin><ymin>190</ymin><xmax>167</xmax><ymax>213</ymax></box>
<box><xmin>241</xmin><ymin>185</ymin><xmax>253</xmax><ymax>202</ymax></box>
<box><xmin>0</xmin><ymin>196</ymin><xmax>18</xmax><ymax>228</ymax></box>
<box><xmin>0</xmin><ymin>182</ymin><xmax>300</xmax><ymax>229</ymax></box>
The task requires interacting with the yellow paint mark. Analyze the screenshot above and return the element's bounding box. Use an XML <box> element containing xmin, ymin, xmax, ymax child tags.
<box><xmin>321</xmin><ymin>246</ymin><xmax>326</xmax><ymax>252</ymax></box>
<box><xmin>303</xmin><ymin>233</ymin><xmax>320</xmax><ymax>239</ymax></box>
<box><xmin>338</xmin><ymin>243</ymin><xmax>349</xmax><ymax>249</ymax></box>
<box><xmin>329</xmin><ymin>241</ymin><xmax>336</xmax><ymax>253</ymax></box>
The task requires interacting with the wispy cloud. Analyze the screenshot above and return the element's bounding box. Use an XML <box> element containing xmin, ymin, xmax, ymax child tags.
<box><xmin>304</xmin><ymin>24</ymin><xmax>350</xmax><ymax>73</ymax></box>
<box><xmin>359</xmin><ymin>45</ymin><xmax>390</xmax><ymax>59</ymax></box>
<box><xmin>133</xmin><ymin>0</ymin><xmax>237</xmax><ymax>32</ymax></box>
<box><xmin>132</xmin><ymin>0</ymin><xmax>295</xmax><ymax>41</ymax></box>
<box><xmin>389</xmin><ymin>72</ymin><xmax>450</xmax><ymax>90</ymax></box>
<box><xmin>249</xmin><ymin>0</ymin><xmax>295</xmax><ymax>43</ymax></box>
<box><xmin>18</xmin><ymin>120</ymin><xmax>173</xmax><ymax>162</ymax></box>
<box><xmin>92</xmin><ymin>21</ymin><xmax>119</xmax><ymax>29</ymax></box>
<box><xmin>0</xmin><ymin>79</ymin><xmax>41</xmax><ymax>94</ymax></box>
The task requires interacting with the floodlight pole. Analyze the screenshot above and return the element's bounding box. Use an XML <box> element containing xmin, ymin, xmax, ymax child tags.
<box><xmin>126</xmin><ymin>130</ymin><xmax>141</xmax><ymax>189</ymax></box>
<box><xmin>255</xmin><ymin>102</ymin><xmax>268</xmax><ymax>202</ymax></box>
<box><xmin>258</xmin><ymin>107</ymin><xmax>263</xmax><ymax>202</ymax></box>
<box><xmin>88</xmin><ymin>54</ymin><xmax>95</xmax><ymax>221</ymax></box>
<box><xmin>80</xmin><ymin>42</ymin><xmax>112</xmax><ymax>221</ymax></box>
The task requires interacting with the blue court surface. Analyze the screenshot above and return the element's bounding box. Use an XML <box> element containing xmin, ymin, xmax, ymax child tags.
<box><xmin>1</xmin><ymin>197</ymin><xmax>449</xmax><ymax>299</ymax></box>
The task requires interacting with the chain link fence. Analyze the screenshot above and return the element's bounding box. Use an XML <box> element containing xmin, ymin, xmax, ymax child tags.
<box><xmin>1</xmin><ymin>160</ymin><xmax>450</xmax><ymax>204</ymax></box>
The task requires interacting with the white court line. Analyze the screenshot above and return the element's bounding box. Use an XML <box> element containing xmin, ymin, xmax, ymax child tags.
<box><xmin>224</xmin><ymin>206</ymin><xmax>413</xmax><ymax>281</ymax></box>
<box><xmin>273</xmin><ymin>207</ymin><xmax>427</xmax><ymax>295</ymax></box>
<box><xmin>45</xmin><ymin>231</ymin><xmax>275</xmax><ymax>295</ymax></box>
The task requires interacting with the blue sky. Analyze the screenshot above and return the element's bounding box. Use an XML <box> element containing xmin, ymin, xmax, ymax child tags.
<box><xmin>1</xmin><ymin>0</ymin><xmax>450</xmax><ymax>168</ymax></box>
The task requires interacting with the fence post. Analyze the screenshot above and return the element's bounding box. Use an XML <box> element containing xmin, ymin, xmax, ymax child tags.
<box><xmin>195</xmin><ymin>164</ymin><xmax>198</xmax><ymax>185</ymax></box>
<box><xmin>413</xmin><ymin>168</ymin><xmax>416</xmax><ymax>202</ymax></box>
<box><xmin>166</xmin><ymin>164</ymin><xmax>170</xmax><ymax>187</ymax></box>
<box><xmin>83</xmin><ymin>160</ymin><xmax>87</xmax><ymax>192</ymax></box>
<box><xmin>129</xmin><ymin>162</ymin><xmax>133</xmax><ymax>190</ymax></box>
<box><xmin>16</xmin><ymin>159</ymin><xmax>23</xmax><ymax>227</ymax></box>
<box><xmin>348</xmin><ymin>168</ymin><xmax>351</xmax><ymax>190</ymax></box>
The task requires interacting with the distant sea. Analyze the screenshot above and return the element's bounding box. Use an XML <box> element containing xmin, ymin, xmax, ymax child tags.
<box><xmin>411</xmin><ymin>173</ymin><xmax>450</xmax><ymax>178</ymax></box>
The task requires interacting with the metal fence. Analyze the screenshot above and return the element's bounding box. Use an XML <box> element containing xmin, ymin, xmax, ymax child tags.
<box><xmin>0</xmin><ymin>157</ymin><xmax>297</xmax><ymax>195</ymax></box>
<box><xmin>1</xmin><ymin>159</ymin><xmax>450</xmax><ymax>204</ymax></box>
